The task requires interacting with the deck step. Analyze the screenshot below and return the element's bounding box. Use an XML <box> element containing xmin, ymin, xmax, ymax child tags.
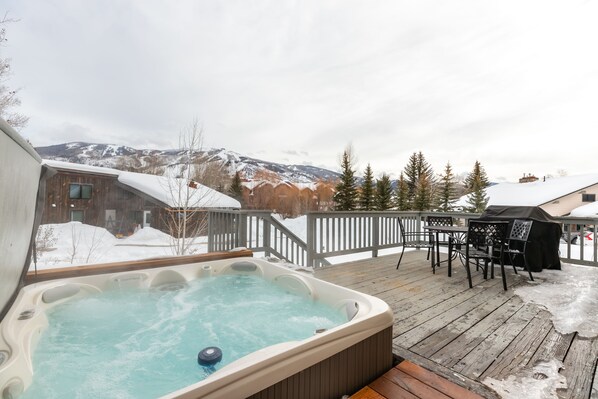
<box><xmin>351</xmin><ymin>360</ymin><xmax>484</xmax><ymax>399</ymax></box>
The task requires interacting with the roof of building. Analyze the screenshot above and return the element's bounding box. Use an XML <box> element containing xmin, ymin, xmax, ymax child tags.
<box><xmin>456</xmin><ymin>174</ymin><xmax>598</xmax><ymax>208</ymax></box>
<box><xmin>569</xmin><ymin>201</ymin><xmax>598</xmax><ymax>218</ymax></box>
<box><xmin>43</xmin><ymin>159</ymin><xmax>241</xmax><ymax>209</ymax></box>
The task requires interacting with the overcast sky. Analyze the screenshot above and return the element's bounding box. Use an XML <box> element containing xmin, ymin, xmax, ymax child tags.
<box><xmin>3</xmin><ymin>0</ymin><xmax>598</xmax><ymax>181</ymax></box>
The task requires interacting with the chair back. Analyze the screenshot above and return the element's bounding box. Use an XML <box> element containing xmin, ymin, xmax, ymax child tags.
<box><xmin>426</xmin><ymin>216</ymin><xmax>453</xmax><ymax>226</ymax></box>
<box><xmin>509</xmin><ymin>219</ymin><xmax>533</xmax><ymax>242</ymax></box>
<box><xmin>467</xmin><ymin>220</ymin><xmax>509</xmax><ymax>248</ymax></box>
<box><xmin>398</xmin><ymin>218</ymin><xmax>406</xmax><ymax>242</ymax></box>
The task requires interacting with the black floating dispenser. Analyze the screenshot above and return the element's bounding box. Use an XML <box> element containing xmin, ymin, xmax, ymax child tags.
<box><xmin>197</xmin><ymin>347</ymin><xmax>223</xmax><ymax>367</ymax></box>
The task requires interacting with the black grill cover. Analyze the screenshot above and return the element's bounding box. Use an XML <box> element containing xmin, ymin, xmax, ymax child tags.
<box><xmin>479</xmin><ymin>206</ymin><xmax>562</xmax><ymax>271</ymax></box>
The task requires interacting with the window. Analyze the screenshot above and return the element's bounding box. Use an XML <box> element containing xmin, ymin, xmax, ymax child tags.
<box><xmin>70</xmin><ymin>210</ymin><xmax>84</xmax><ymax>222</ymax></box>
<box><xmin>582</xmin><ymin>194</ymin><xmax>596</xmax><ymax>202</ymax></box>
<box><xmin>69</xmin><ymin>184</ymin><xmax>92</xmax><ymax>199</ymax></box>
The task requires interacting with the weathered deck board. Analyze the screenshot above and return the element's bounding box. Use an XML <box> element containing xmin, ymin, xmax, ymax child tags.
<box><xmin>315</xmin><ymin>252</ymin><xmax>598</xmax><ymax>399</ymax></box>
<box><xmin>351</xmin><ymin>360</ymin><xmax>485</xmax><ymax>399</ymax></box>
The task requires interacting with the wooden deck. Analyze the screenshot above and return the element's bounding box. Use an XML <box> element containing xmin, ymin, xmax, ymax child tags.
<box><xmin>315</xmin><ymin>251</ymin><xmax>598</xmax><ymax>399</ymax></box>
<box><xmin>351</xmin><ymin>360</ymin><xmax>484</xmax><ymax>399</ymax></box>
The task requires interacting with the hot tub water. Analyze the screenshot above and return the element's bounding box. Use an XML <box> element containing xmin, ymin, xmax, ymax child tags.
<box><xmin>20</xmin><ymin>274</ymin><xmax>347</xmax><ymax>399</ymax></box>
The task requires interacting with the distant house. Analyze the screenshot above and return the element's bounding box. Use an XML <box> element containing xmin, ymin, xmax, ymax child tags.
<box><xmin>241</xmin><ymin>180</ymin><xmax>335</xmax><ymax>216</ymax></box>
<box><xmin>518</xmin><ymin>174</ymin><xmax>539</xmax><ymax>183</ymax></box>
<box><xmin>456</xmin><ymin>174</ymin><xmax>598</xmax><ymax>216</ymax></box>
<box><xmin>42</xmin><ymin>160</ymin><xmax>240</xmax><ymax>235</ymax></box>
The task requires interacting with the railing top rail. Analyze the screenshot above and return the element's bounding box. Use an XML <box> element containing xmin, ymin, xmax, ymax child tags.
<box><xmin>306</xmin><ymin>210</ymin><xmax>480</xmax><ymax>218</ymax></box>
<box><xmin>208</xmin><ymin>209</ymin><xmax>274</xmax><ymax>216</ymax></box>
<box><xmin>269</xmin><ymin>217</ymin><xmax>307</xmax><ymax>249</ymax></box>
<box><xmin>556</xmin><ymin>216</ymin><xmax>598</xmax><ymax>223</ymax></box>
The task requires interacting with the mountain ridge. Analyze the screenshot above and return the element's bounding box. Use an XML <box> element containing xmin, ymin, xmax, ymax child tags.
<box><xmin>35</xmin><ymin>142</ymin><xmax>342</xmax><ymax>184</ymax></box>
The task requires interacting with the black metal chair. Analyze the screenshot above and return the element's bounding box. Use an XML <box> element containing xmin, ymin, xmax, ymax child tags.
<box><xmin>396</xmin><ymin>218</ymin><xmax>435</xmax><ymax>271</ymax></box>
<box><xmin>504</xmin><ymin>219</ymin><xmax>534</xmax><ymax>282</ymax></box>
<box><xmin>455</xmin><ymin>220</ymin><xmax>510</xmax><ymax>290</ymax></box>
<box><xmin>426</xmin><ymin>215</ymin><xmax>453</xmax><ymax>262</ymax></box>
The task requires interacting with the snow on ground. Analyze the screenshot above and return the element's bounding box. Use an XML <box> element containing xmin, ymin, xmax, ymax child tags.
<box><xmin>514</xmin><ymin>262</ymin><xmax>598</xmax><ymax>338</ymax></box>
<box><xmin>32</xmin><ymin>222</ymin><xmax>207</xmax><ymax>270</ymax></box>
<box><xmin>483</xmin><ymin>359</ymin><xmax>566</xmax><ymax>399</ymax></box>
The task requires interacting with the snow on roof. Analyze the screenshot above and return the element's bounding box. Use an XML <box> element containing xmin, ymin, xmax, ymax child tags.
<box><xmin>294</xmin><ymin>182</ymin><xmax>317</xmax><ymax>191</ymax></box>
<box><xmin>43</xmin><ymin>159</ymin><xmax>240</xmax><ymax>209</ymax></box>
<box><xmin>118</xmin><ymin>172</ymin><xmax>240</xmax><ymax>208</ymax></box>
<box><xmin>43</xmin><ymin>159</ymin><xmax>120</xmax><ymax>176</ymax></box>
<box><xmin>569</xmin><ymin>201</ymin><xmax>598</xmax><ymax>217</ymax></box>
<box><xmin>456</xmin><ymin>174</ymin><xmax>598</xmax><ymax>208</ymax></box>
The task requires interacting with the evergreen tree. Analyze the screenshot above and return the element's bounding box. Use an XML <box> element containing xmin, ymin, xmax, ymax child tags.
<box><xmin>359</xmin><ymin>164</ymin><xmax>375</xmax><ymax>211</ymax></box>
<box><xmin>333</xmin><ymin>148</ymin><xmax>358</xmax><ymax>211</ymax></box>
<box><xmin>395</xmin><ymin>173</ymin><xmax>410</xmax><ymax>211</ymax></box>
<box><xmin>229</xmin><ymin>171</ymin><xmax>244</xmax><ymax>205</ymax></box>
<box><xmin>403</xmin><ymin>151</ymin><xmax>435</xmax><ymax>209</ymax></box>
<box><xmin>413</xmin><ymin>172</ymin><xmax>433</xmax><ymax>211</ymax></box>
<box><xmin>403</xmin><ymin>152</ymin><xmax>419</xmax><ymax>206</ymax></box>
<box><xmin>375</xmin><ymin>174</ymin><xmax>393</xmax><ymax>210</ymax></box>
<box><xmin>437</xmin><ymin>162</ymin><xmax>457</xmax><ymax>212</ymax></box>
<box><xmin>465</xmin><ymin>160</ymin><xmax>489</xmax><ymax>191</ymax></box>
<box><xmin>465</xmin><ymin>161</ymin><xmax>489</xmax><ymax>213</ymax></box>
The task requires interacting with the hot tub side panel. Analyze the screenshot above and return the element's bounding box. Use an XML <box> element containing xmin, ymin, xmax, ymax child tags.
<box><xmin>247</xmin><ymin>326</ymin><xmax>393</xmax><ymax>399</ymax></box>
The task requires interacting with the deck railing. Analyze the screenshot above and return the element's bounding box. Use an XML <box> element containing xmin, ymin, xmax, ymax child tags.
<box><xmin>208</xmin><ymin>210</ymin><xmax>598</xmax><ymax>268</ymax></box>
<box><xmin>556</xmin><ymin>216</ymin><xmax>598</xmax><ymax>266</ymax></box>
<box><xmin>207</xmin><ymin>210</ymin><xmax>313</xmax><ymax>266</ymax></box>
<box><xmin>305</xmin><ymin>211</ymin><xmax>479</xmax><ymax>267</ymax></box>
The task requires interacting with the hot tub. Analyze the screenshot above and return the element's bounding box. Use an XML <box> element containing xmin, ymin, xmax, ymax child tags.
<box><xmin>0</xmin><ymin>119</ymin><xmax>393</xmax><ymax>398</ymax></box>
<box><xmin>0</xmin><ymin>257</ymin><xmax>393</xmax><ymax>399</ymax></box>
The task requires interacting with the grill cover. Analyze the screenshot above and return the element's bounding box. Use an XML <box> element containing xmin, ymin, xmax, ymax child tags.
<box><xmin>479</xmin><ymin>205</ymin><xmax>562</xmax><ymax>271</ymax></box>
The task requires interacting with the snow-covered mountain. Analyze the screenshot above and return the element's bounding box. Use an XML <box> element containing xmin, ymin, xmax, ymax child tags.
<box><xmin>35</xmin><ymin>142</ymin><xmax>341</xmax><ymax>184</ymax></box>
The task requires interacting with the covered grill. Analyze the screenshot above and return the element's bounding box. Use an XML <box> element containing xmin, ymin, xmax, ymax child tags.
<box><xmin>479</xmin><ymin>205</ymin><xmax>562</xmax><ymax>272</ymax></box>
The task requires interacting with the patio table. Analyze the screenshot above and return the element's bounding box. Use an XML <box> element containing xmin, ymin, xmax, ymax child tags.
<box><xmin>424</xmin><ymin>225</ymin><xmax>468</xmax><ymax>277</ymax></box>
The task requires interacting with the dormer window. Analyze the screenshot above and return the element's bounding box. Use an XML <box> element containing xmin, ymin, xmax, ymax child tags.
<box><xmin>69</xmin><ymin>184</ymin><xmax>92</xmax><ymax>199</ymax></box>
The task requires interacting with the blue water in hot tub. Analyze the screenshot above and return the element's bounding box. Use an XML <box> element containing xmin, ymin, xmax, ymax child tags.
<box><xmin>21</xmin><ymin>274</ymin><xmax>347</xmax><ymax>399</ymax></box>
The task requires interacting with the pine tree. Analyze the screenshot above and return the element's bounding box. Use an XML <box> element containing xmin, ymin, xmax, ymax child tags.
<box><xmin>465</xmin><ymin>161</ymin><xmax>489</xmax><ymax>191</ymax></box>
<box><xmin>437</xmin><ymin>162</ymin><xmax>457</xmax><ymax>212</ymax></box>
<box><xmin>403</xmin><ymin>151</ymin><xmax>435</xmax><ymax>209</ymax></box>
<box><xmin>229</xmin><ymin>171</ymin><xmax>244</xmax><ymax>205</ymax></box>
<box><xmin>403</xmin><ymin>152</ymin><xmax>419</xmax><ymax>206</ymax></box>
<box><xmin>359</xmin><ymin>164</ymin><xmax>375</xmax><ymax>211</ymax></box>
<box><xmin>333</xmin><ymin>148</ymin><xmax>358</xmax><ymax>211</ymax></box>
<box><xmin>395</xmin><ymin>173</ymin><xmax>410</xmax><ymax>211</ymax></box>
<box><xmin>375</xmin><ymin>174</ymin><xmax>393</xmax><ymax>211</ymax></box>
<box><xmin>465</xmin><ymin>161</ymin><xmax>489</xmax><ymax>213</ymax></box>
<box><xmin>413</xmin><ymin>172</ymin><xmax>433</xmax><ymax>211</ymax></box>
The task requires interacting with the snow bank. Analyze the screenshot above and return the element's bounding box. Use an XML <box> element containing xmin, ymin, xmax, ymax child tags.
<box><xmin>116</xmin><ymin>227</ymin><xmax>174</xmax><ymax>247</ymax></box>
<box><xmin>514</xmin><ymin>263</ymin><xmax>598</xmax><ymax>338</ymax></box>
<box><xmin>483</xmin><ymin>359</ymin><xmax>566</xmax><ymax>399</ymax></box>
<box><xmin>31</xmin><ymin>222</ymin><xmax>208</xmax><ymax>270</ymax></box>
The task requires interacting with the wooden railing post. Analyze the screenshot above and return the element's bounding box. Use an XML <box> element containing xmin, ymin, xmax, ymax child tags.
<box><xmin>207</xmin><ymin>210</ymin><xmax>214</xmax><ymax>252</ymax></box>
<box><xmin>307</xmin><ymin>213</ymin><xmax>315</xmax><ymax>267</ymax></box>
<box><xmin>237</xmin><ymin>211</ymin><xmax>247</xmax><ymax>248</ymax></box>
<box><xmin>372</xmin><ymin>215</ymin><xmax>379</xmax><ymax>258</ymax></box>
<box><xmin>263</xmin><ymin>215</ymin><xmax>271</xmax><ymax>257</ymax></box>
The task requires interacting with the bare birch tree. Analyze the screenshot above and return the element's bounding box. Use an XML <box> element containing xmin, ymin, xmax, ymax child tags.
<box><xmin>163</xmin><ymin>120</ymin><xmax>215</xmax><ymax>255</ymax></box>
<box><xmin>0</xmin><ymin>15</ymin><xmax>28</xmax><ymax>130</ymax></box>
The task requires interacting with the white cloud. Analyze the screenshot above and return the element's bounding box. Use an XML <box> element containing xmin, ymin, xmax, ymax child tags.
<box><xmin>4</xmin><ymin>0</ymin><xmax>598</xmax><ymax>180</ymax></box>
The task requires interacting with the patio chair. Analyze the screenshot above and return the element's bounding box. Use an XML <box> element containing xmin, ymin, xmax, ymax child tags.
<box><xmin>454</xmin><ymin>220</ymin><xmax>509</xmax><ymax>290</ymax></box>
<box><xmin>426</xmin><ymin>215</ymin><xmax>453</xmax><ymax>260</ymax></box>
<box><xmin>504</xmin><ymin>219</ymin><xmax>534</xmax><ymax>282</ymax></box>
<box><xmin>396</xmin><ymin>218</ymin><xmax>435</xmax><ymax>271</ymax></box>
